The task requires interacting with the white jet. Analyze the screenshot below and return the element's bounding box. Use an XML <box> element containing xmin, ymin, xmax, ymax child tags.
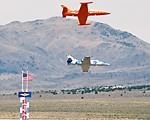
<box><xmin>67</xmin><ymin>55</ymin><xmax>110</xmax><ymax>72</ymax></box>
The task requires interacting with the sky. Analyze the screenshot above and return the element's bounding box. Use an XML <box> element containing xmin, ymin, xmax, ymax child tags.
<box><xmin>0</xmin><ymin>0</ymin><xmax>149</xmax><ymax>43</ymax></box>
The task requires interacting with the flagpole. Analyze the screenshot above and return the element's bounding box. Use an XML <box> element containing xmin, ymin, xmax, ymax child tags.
<box><xmin>26</xmin><ymin>71</ymin><xmax>29</xmax><ymax>92</ymax></box>
<box><xmin>21</xmin><ymin>71</ymin><xmax>24</xmax><ymax>92</ymax></box>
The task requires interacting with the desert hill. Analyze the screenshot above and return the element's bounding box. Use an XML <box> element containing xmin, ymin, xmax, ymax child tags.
<box><xmin>0</xmin><ymin>17</ymin><xmax>150</xmax><ymax>93</ymax></box>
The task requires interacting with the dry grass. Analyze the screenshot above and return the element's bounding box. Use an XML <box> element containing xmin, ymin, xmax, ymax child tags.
<box><xmin>0</xmin><ymin>93</ymin><xmax>150</xmax><ymax>120</ymax></box>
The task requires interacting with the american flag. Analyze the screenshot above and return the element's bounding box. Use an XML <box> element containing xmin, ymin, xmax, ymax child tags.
<box><xmin>23</xmin><ymin>72</ymin><xmax>32</xmax><ymax>81</ymax></box>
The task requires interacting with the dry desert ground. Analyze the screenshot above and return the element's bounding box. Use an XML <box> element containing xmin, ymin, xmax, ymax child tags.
<box><xmin>0</xmin><ymin>90</ymin><xmax>150</xmax><ymax>120</ymax></box>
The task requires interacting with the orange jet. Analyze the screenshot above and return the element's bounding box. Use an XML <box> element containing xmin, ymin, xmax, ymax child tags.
<box><xmin>61</xmin><ymin>2</ymin><xmax>110</xmax><ymax>25</ymax></box>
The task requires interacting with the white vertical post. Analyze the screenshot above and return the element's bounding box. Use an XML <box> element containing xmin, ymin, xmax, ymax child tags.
<box><xmin>26</xmin><ymin>71</ymin><xmax>29</xmax><ymax>92</ymax></box>
<box><xmin>22</xmin><ymin>71</ymin><xmax>24</xmax><ymax>92</ymax></box>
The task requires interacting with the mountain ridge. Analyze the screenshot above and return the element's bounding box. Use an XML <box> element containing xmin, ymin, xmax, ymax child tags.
<box><xmin>0</xmin><ymin>17</ymin><xmax>150</xmax><ymax>93</ymax></box>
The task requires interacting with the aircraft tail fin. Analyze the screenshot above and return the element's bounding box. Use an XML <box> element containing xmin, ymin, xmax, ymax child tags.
<box><xmin>67</xmin><ymin>55</ymin><xmax>76</xmax><ymax>64</ymax></box>
<box><xmin>67</xmin><ymin>55</ymin><xmax>75</xmax><ymax>60</ymax></box>
<box><xmin>61</xmin><ymin>5</ymin><xmax>69</xmax><ymax>17</ymax></box>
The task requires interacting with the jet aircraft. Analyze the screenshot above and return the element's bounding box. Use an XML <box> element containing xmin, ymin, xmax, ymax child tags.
<box><xmin>67</xmin><ymin>55</ymin><xmax>110</xmax><ymax>72</ymax></box>
<box><xmin>61</xmin><ymin>2</ymin><xmax>110</xmax><ymax>25</ymax></box>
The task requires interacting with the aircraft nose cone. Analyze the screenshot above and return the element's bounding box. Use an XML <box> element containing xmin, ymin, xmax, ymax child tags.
<box><xmin>104</xmin><ymin>12</ymin><xmax>111</xmax><ymax>15</ymax></box>
<box><xmin>105</xmin><ymin>63</ymin><xmax>110</xmax><ymax>66</ymax></box>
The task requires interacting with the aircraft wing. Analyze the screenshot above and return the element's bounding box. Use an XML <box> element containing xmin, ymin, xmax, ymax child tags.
<box><xmin>81</xmin><ymin>57</ymin><xmax>90</xmax><ymax>72</ymax></box>
<box><xmin>88</xmin><ymin>11</ymin><xmax>111</xmax><ymax>16</ymax></box>
<box><xmin>81</xmin><ymin>65</ymin><xmax>90</xmax><ymax>72</ymax></box>
<box><xmin>78</xmin><ymin>2</ymin><xmax>92</xmax><ymax>25</ymax></box>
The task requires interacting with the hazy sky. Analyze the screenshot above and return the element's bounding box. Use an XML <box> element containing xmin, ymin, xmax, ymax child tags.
<box><xmin>0</xmin><ymin>0</ymin><xmax>149</xmax><ymax>43</ymax></box>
